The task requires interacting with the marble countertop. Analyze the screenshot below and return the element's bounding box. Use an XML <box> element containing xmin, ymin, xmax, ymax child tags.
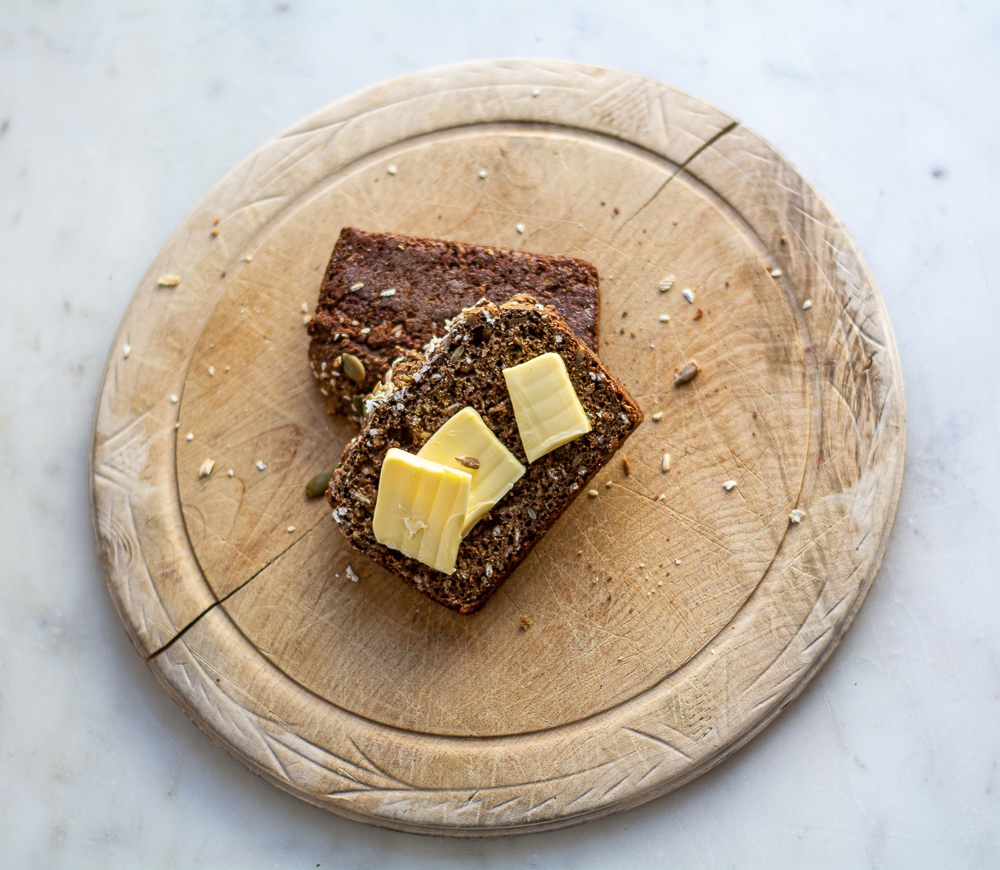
<box><xmin>1</xmin><ymin>2</ymin><xmax>997</xmax><ymax>867</ymax></box>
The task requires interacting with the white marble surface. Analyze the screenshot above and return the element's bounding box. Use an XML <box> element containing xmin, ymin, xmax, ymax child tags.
<box><xmin>1</xmin><ymin>1</ymin><xmax>998</xmax><ymax>866</ymax></box>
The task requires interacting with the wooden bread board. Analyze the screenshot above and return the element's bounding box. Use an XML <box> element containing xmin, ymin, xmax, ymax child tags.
<box><xmin>91</xmin><ymin>59</ymin><xmax>905</xmax><ymax>836</ymax></box>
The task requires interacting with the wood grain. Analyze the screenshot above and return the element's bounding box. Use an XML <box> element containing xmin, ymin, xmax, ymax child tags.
<box><xmin>91</xmin><ymin>60</ymin><xmax>905</xmax><ymax>835</ymax></box>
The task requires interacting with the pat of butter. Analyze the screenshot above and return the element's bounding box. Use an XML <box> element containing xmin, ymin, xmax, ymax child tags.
<box><xmin>417</xmin><ymin>407</ymin><xmax>526</xmax><ymax>535</ymax></box>
<box><xmin>503</xmin><ymin>352</ymin><xmax>591</xmax><ymax>463</ymax></box>
<box><xmin>372</xmin><ymin>448</ymin><xmax>470</xmax><ymax>575</ymax></box>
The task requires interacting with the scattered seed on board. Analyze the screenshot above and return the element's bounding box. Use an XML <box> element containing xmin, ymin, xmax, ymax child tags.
<box><xmin>659</xmin><ymin>314</ymin><xmax>670</xmax><ymax>322</ymax></box>
<box><xmin>341</xmin><ymin>353</ymin><xmax>366</xmax><ymax>383</ymax></box>
<box><xmin>588</xmin><ymin>489</ymin><xmax>599</xmax><ymax>497</ymax></box>
<box><xmin>682</xmin><ymin>288</ymin><xmax>695</xmax><ymax>303</ymax></box>
<box><xmin>652</xmin><ymin>411</ymin><xmax>663</xmax><ymax>422</ymax></box>
<box><xmin>199</xmin><ymin>459</ymin><xmax>215</xmax><ymax>478</ymax></box>
<box><xmin>157</xmin><ymin>275</ymin><xmax>180</xmax><ymax>287</ymax></box>
<box><xmin>516</xmin><ymin>223</ymin><xmax>525</xmax><ymax>234</ymax></box>
<box><xmin>387</xmin><ymin>165</ymin><xmax>397</xmax><ymax>176</ymax></box>
<box><xmin>661</xmin><ymin>453</ymin><xmax>671</xmax><ymax>472</ymax></box>
<box><xmin>346</xmin><ymin>566</ymin><xmax>360</xmax><ymax>582</ymax></box>
<box><xmin>789</xmin><ymin>509</ymin><xmax>807</xmax><ymax>524</ymax></box>
<box><xmin>256</xmin><ymin>460</ymin><xmax>266</xmax><ymax>471</ymax></box>
<box><xmin>659</xmin><ymin>275</ymin><xmax>675</xmax><ymax>292</ymax></box>
<box><xmin>673</xmin><ymin>360</ymin><xmax>700</xmax><ymax>386</ymax></box>
<box><xmin>723</xmin><ymin>480</ymin><xmax>737</xmax><ymax>491</ymax></box>
<box><xmin>305</xmin><ymin>471</ymin><xmax>333</xmax><ymax>498</ymax></box>
<box><xmin>802</xmin><ymin>299</ymin><xmax>813</xmax><ymax>310</ymax></box>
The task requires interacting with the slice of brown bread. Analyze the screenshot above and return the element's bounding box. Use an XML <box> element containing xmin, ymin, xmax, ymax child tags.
<box><xmin>329</xmin><ymin>296</ymin><xmax>642</xmax><ymax>614</ymax></box>
<box><xmin>307</xmin><ymin>228</ymin><xmax>600</xmax><ymax>421</ymax></box>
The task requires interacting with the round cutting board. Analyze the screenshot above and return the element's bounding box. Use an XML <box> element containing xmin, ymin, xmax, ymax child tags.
<box><xmin>91</xmin><ymin>60</ymin><xmax>904</xmax><ymax>836</ymax></box>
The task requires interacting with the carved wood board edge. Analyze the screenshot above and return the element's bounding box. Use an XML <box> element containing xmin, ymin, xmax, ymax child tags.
<box><xmin>90</xmin><ymin>59</ymin><xmax>905</xmax><ymax>835</ymax></box>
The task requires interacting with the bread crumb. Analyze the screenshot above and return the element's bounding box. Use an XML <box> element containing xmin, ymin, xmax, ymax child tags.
<box><xmin>157</xmin><ymin>275</ymin><xmax>180</xmax><ymax>287</ymax></box>
<box><xmin>622</xmin><ymin>456</ymin><xmax>631</xmax><ymax>475</ymax></box>
<box><xmin>520</xmin><ymin>615</ymin><xmax>532</xmax><ymax>630</ymax></box>
<box><xmin>199</xmin><ymin>459</ymin><xmax>214</xmax><ymax>478</ymax></box>
<box><xmin>346</xmin><ymin>566</ymin><xmax>360</xmax><ymax>582</ymax></box>
<box><xmin>789</xmin><ymin>509</ymin><xmax>806</xmax><ymax>524</ymax></box>
<box><xmin>723</xmin><ymin>480</ymin><xmax>737</xmax><ymax>491</ymax></box>
<box><xmin>256</xmin><ymin>460</ymin><xmax>266</xmax><ymax>470</ymax></box>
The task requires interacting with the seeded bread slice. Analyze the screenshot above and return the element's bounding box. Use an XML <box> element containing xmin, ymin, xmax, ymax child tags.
<box><xmin>329</xmin><ymin>296</ymin><xmax>642</xmax><ymax>614</ymax></box>
<box><xmin>307</xmin><ymin>228</ymin><xmax>600</xmax><ymax>421</ymax></box>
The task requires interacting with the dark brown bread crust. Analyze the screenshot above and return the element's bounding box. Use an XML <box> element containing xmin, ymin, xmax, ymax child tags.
<box><xmin>329</xmin><ymin>297</ymin><xmax>642</xmax><ymax>614</ymax></box>
<box><xmin>307</xmin><ymin>228</ymin><xmax>600</xmax><ymax>420</ymax></box>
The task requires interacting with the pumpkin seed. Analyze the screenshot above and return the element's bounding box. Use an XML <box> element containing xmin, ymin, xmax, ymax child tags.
<box><xmin>341</xmin><ymin>353</ymin><xmax>366</xmax><ymax>383</ymax></box>
<box><xmin>305</xmin><ymin>471</ymin><xmax>333</xmax><ymax>498</ymax></box>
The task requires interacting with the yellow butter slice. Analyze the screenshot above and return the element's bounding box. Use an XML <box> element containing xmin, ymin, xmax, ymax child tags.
<box><xmin>502</xmin><ymin>352</ymin><xmax>591</xmax><ymax>463</ymax></box>
<box><xmin>371</xmin><ymin>448</ymin><xmax>471</xmax><ymax>575</ymax></box>
<box><xmin>417</xmin><ymin>407</ymin><xmax>526</xmax><ymax>535</ymax></box>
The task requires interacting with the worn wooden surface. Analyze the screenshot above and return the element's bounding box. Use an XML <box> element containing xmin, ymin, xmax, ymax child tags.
<box><xmin>91</xmin><ymin>59</ymin><xmax>905</xmax><ymax>835</ymax></box>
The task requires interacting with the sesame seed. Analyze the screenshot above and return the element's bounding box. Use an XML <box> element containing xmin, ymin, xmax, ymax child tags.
<box><xmin>286</xmin><ymin>526</ymin><xmax>296</xmax><ymax>533</ymax></box>
<box><xmin>123</xmin><ymin>344</ymin><xmax>131</xmax><ymax>359</ymax></box>
<box><xmin>387</xmin><ymin>165</ymin><xmax>397</xmax><ymax>176</ymax></box>
<box><xmin>789</xmin><ymin>509</ymin><xmax>806</xmax><ymax>524</ymax></box>
<box><xmin>300</xmin><ymin>303</ymin><xmax>308</xmax><ymax>313</ymax></box>
<box><xmin>227</xmin><ymin>469</ymin><xmax>234</xmax><ymax>477</ymax></box>
<box><xmin>682</xmin><ymin>288</ymin><xmax>695</xmax><ymax>303</ymax></box>
<box><xmin>605</xmin><ymin>480</ymin><xmax>612</xmax><ymax>488</ymax></box>
<box><xmin>516</xmin><ymin>223</ymin><xmax>525</xmax><ymax>234</ymax></box>
<box><xmin>199</xmin><ymin>459</ymin><xmax>215</xmax><ymax>478</ymax></box>
<box><xmin>661</xmin><ymin>453</ymin><xmax>670</xmax><ymax>472</ymax></box>
<box><xmin>652</xmin><ymin>411</ymin><xmax>663</xmax><ymax>422</ymax></box>
<box><xmin>185</xmin><ymin>432</ymin><xmax>193</xmax><ymax>441</ymax></box>
<box><xmin>170</xmin><ymin>395</ymin><xmax>178</xmax><ymax>404</ymax></box>
<box><xmin>771</xmin><ymin>268</ymin><xmax>782</xmax><ymax>278</ymax></box>
<box><xmin>659</xmin><ymin>314</ymin><xmax>670</xmax><ymax>322</ymax></box>
<box><xmin>531</xmin><ymin>88</ymin><xmax>540</xmax><ymax>97</ymax></box>
<box><xmin>802</xmin><ymin>299</ymin><xmax>813</xmax><ymax>310</ymax></box>
<box><xmin>208</xmin><ymin>366</ymin><xmax>215</xmax><ymax>376</ymax></box>
<box><xmin>350</xmin><ymin>282</ymin><xmax>364</xmax><ymax>291</ymax></box>
<box><xmin>658</xmin><ymin>275</ymin><xmax>675</xmax><ymax>291</ymax></box>
<box><xmin>256</xmin><ymin>460</ymin><xmax>266</xmax><ymax>470</ymax></box>
<box><xmin>241</xmin><ymin>255</ymin><xmax>252</xmax><ymax>262</ymax></box>
<box><xmin>588</xmin><ymin>489</ymin><xmax>599</xmax><ymax>498</ymax></box>
<box><xmin>380</xmin><ymin>288</ymin><xmax>396</xmax><ymax>297</ymax></box>
<box><xmin>478</xmin><ymin>169</ymin><xmax>487</xmax><ymax>179</ymax></box>
<box><xmin>723</xmin><ymin>479</ymin><xmax>737</xmax><ymax>491</ymax></box>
